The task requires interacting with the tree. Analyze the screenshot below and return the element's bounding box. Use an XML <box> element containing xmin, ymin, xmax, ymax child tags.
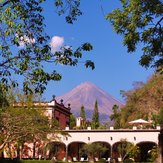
<box><xmin>79</xmin><ymin>105</ymin><xmax>86</xmax><ymax>129</ymax></box>
<box><xmin>110</xmin><ymin>105</ymin><xmax>121</xmax><ymax>129</ymax></box>
<box><xmin>107</xmin><ymin>0</ymin><xmax>163</xmax><ymax>72</ymax></box>
<box><xmin>118</xmin><ymin>74</ymin><xmax>163</xmax><ymax>128</ymax></box>
<box><xmin>0</xmin><ymin>84</ymin><xmax>10</xmax><ymax>153</ymax></box>
<box><xmin>80</xmin><ymin>105</ymin><xmax>86</xmax><ymax>120</ymax></box>
<box><xmin>54</xmin><ymin>0</ymin><xmax>82</xmax><ymax>24</ymax></box>
<box><xmin>0</xmin><ymin>93</ymin><xmax>56</xmax><ymax>158</ymax></box>
<box><xmin>70</xmin><ymin>114</ymin><xmax>76</xmax><ymax>129</ymax></box>
<box><xmin>44</xmin><ymin>142</ymin><xmax>62</xmax><ymax>159</ymax></box>
<box><xmin>0</xmin><ymin>0</ymin><xmax>94</xmax><ymax>94</ymax></box>
<box><xmin>115</xmin><ymin>140</ymin><xmax>140</xmax><ymax>161</ymax></box>
<box><xmin>80</xmin><ymin>142</ymin><xmax>108</xmax><ymax>161</ymax></box>
<box><xmin>91</xmin><ymin>100</ymin><xmax>100</xmax><ymax>129</ymax></box>
<box><xmin>0</xmin><ymin>84</ymin><xmax>9</xmax><ymax>108</ymax></box>
<box><xmin>147</xmin><ymin>146</ymin><xmax>159</xmax><ymax>162</ymax></box>
<box><xmin>0</xmin><ymin>107</ymin><xmax>48</xmax><ymax>158</ymax></box>
<box><xmin>152</xmin><ymin>108</ymin><xmax>163</xmax><ymax>126</ymax></box>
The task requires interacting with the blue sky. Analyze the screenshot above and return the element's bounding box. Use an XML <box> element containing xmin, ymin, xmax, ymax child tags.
<box><xmin>42</xmin><ymin>0</ymin><xmax>154</xmax><ymax>102</ymax></box>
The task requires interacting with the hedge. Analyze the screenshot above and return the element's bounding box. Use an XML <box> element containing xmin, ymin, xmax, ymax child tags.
<box><xmin>0</xmin><ymin>160</ymin><xmax>52</xmax><ymax>163</ymax></box>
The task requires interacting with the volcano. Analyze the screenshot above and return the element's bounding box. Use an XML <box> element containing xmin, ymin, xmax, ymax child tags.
<box><xmin>56</xmin><ymin>82</ymin><xmax>124</xmax><ymax>122</ymax></box>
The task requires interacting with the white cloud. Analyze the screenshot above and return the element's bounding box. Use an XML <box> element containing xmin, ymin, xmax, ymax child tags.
<box><xmin>50</xmin><ymin>36</ymin><xmax>64</xmax><ymax>53</ymax></box>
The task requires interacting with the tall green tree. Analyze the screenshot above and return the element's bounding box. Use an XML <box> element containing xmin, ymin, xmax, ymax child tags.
<box><xmin>0</xmin><ymin>0</ymin><xmax>94</xmax><ymax>94</ymax></box>
<box><xmin>91</xmin><ymin>100</ymin><xmax>100</xmax><ymax>129</ymax></box>
<box><xmin>70</xmin><ymin>114</ymin><xmax>76</xmax><ymax>129</ymax></box>
<box><xmin>80</xmin><ymin>105</ymin><xmax>86</xmax><ymax>120</ymax></box>
<box><xmin>80</xmin><ymin>105</ymin><xmax>86</xmax><ymax>129</ymax></box>
<box><xmin>107</xmin><ymin>0</ymin><xmax>163</xmax><ymax>72</ymax></box>
<box><xmin>110</xmin><ymin>105</ymin><xmax>121</xmax><ymax>129</ymax></box>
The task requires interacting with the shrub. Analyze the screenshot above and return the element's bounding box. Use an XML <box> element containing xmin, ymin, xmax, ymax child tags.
<box><xmin>0</xmin><ymin>159</ymin><xmax>51</xmax><ymax>163</ymax></box>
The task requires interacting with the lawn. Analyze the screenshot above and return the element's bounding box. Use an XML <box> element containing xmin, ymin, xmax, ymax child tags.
<box><xmin>0</xmin><ymin>159</ymin><xmax>52</xmax><ymax>163</ymax></box>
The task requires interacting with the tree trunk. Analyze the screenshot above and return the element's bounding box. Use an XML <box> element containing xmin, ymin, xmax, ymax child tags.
<box><xmin>7</xmin><ymin>142</ymin><xmax>12</xmax><ymax>159</ymax></box>
<box><xmin>33</xmin><ymin>140</ymin><xmax>36</xmax><ymax>159</ymax></box>
<box><xmin>17</xmin><ymin>145</ymin><xmax>20</xmax><ymax>159</ymax></box>
<box><xmin>16</xmin><ymin>144</ymin><xmax>23</xmax><ymax>159</ymax></box>
<box><xmin>0</xmin><ymin>142</ymin><xmax>6</xmax><ymax>151</ymax></box>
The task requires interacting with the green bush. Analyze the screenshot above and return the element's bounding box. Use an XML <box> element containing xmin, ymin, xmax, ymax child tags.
<box><xmin>22</xmin><ymin>161</ymin><xmax>51</xmax><ymax>163</ymax></box>
<box><xmin>124</xmin><ymin>159</ymin><xmax>134</xmax><ymax>163</ymax></box>
<box><xmin>0</xmin><ymin>159</ymin><xmax>51</xmax><ymax>163</ymax></box>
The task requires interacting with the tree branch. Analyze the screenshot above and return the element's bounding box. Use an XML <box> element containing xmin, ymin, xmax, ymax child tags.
<box><xmin>155</xmin><ymin>17</ymin><xmax>163</xmax><ymax>27</ymax></box>
<box><xmin>0</xmin><ymin>0</ymin><xmax>9</xmax><ymax>8</ymax></box>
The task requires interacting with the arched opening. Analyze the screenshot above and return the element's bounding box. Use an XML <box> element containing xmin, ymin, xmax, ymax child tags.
<box><xmin>112</xmin><ymin>140</ymin><xmax>138</xmax><ymax>162</ymax></box>
<box><xmin>91</xmin><ymin>141</ymin><xmax>111</xmax><ymax>160</ymax></box>
<box><xmin>137</xmin><ymin>141</ymin><xmax>158</xmax><ymax>162</ymax></box>
<box><xmin>78</xmin><ymin>141</ymin><xmax>111</xmax><ymax>162</ymax></box>
<box><xmin>44</xmin><ymin>142</ymin><xmax>66</xmax><ymax>160</ymax></box>
<box><xmin>67</xmin><ymin>141</ymin><xmax>86</xmax><ymax>161</ymax></box>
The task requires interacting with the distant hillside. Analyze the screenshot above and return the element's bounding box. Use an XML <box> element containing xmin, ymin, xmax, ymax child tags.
<box><xmin>118</xmin><ymin>74</ymin><xmax>163</xmax><ymax>128</ymax></box>
<box><xmin>56</xmin><ymin>82</ymin><xmax>124</xmax><ymax>122</ymax></box>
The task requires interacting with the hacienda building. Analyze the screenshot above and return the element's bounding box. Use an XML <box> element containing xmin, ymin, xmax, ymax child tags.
<box><xmin>1</xmin><ymin>97</ymin><xmax>163</xmax><ymax>163</ymax></box>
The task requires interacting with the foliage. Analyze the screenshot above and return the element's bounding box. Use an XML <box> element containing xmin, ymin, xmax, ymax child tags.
<box><xmin>0</xmin><ymin>107</ymin><xmax>50</xmax><ymax>154</ymax></box>
<box><xmin>107</xmin><ymin>0</ymin><xmax>163</xmax><ymax>72</ymax></box>
<box><xmin>0</xmin><ymin>0</ymin><xmax>94</xmax><ymax>94</ymax></box>
<box><xmin>110</xmin><ymin>105</ymin><xmax>121</xmax><ymax>129</ymax></box>
<box><xmin>79</xmin><ymin>105</ymin><xmax>87</xmax><ymax>129</ymax></box>
<box><xmin>98</xmin><ymin>122</ymin><xmax>110</xmax><ymax>129</ymax></box>
<box><xmin>55</xmin><ymin>0</ymin><xmax>163</xmax><ymax>73</ymax></box>
<box><xmin>0</xmin><ymin>160</ymin><xmax>51</xmax><ymax>163</ymax></box>
<box><xmin>118</xmin><ymin>74</ymin><xmax>163</xmax><ymax>128</ymax></box>
<box><xmin>0</xmin><ymin>84</ymin><xmax>9</xmax><ymax>135</ymax></box>
<box><xmin>152</xmin><ymin>108</ymin><xmax>163</xmax><ymax>126</ymax></box>
<box><xmin>54</xmin><ymin>0</ymin><xmax>82</xmax><ymax>24</ymax></box>
<box><xmin>116</xmin><ymin>140</ymin><xmax>140</xmax><ymax>161</ymax></box>
<box><xmin>0</xmin><ymin>84</ymin><xmax>9</xmax><ymax>108</ymax></box>
<box><xmin>80</xmin><ymin>105</ymin><xmax>86</xmax><ymax>120</ymax></box>
<box><xmin>44</xmin><ymin>142</ymin><xmax>62</xmax><ymax>159</ymax></box>
<box><xmin>147</xmin><ymin>146</ymin><xmax>159</xmax><ymax>162</ymax></box>
<box><xmin>80</xmin><ymin>142</ymin><xmax>108</xmax><ymax>160</ymax></box>
<box><xmin>91</xmin><ymin>100</ymin><xmax>100</xmax><ymax>129</ymax></box>
<box><xmin>0</xmin><ymin>92</ymin><xmax>56</xmax><ymax>157</ymax></box>
<box><xmin>69</xmin><ymin>114</ymin><xmax>76</xmax><ymax>129</ymax></box>
<box><xmin>22</xmin><ymin>161</ymin><xmax>50</xmax><ymax>163</ymax></box>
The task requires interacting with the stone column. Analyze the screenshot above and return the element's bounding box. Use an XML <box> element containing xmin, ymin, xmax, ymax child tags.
<box><xmin>65</xmin><ymin>145</ymin><xmax>68</xmax><ymax>161</ymax></box>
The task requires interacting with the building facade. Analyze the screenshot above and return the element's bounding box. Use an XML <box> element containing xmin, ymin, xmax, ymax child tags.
<box><xmin>1</xmin><ymin>99</ymin><xmax>162</xmax><ymax>162</ymax></box>
<box><xmin>47</xmin><ymin>98</ymin><xmax>71</xmax><ymax>129</ymax></box>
